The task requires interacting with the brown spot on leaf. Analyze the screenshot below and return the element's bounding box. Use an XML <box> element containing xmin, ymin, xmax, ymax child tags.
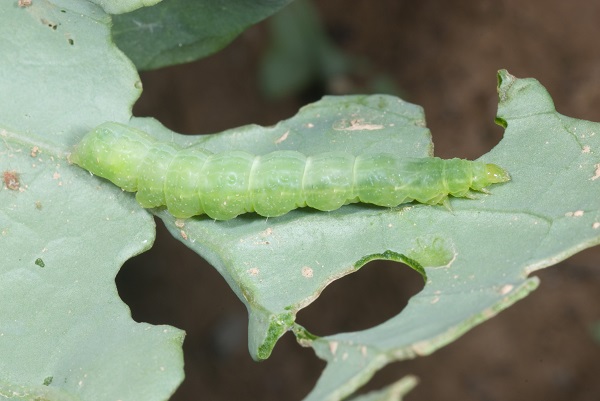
<box><xmin>3</xmin><ymin>170</ymin><xmax>20</xmax><ymax>190</ymax></box>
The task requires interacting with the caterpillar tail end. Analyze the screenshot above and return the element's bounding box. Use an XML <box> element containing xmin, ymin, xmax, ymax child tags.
<box><xmin>485</xmin><ymin>163</ymin><xmax>511</xmax><ymax>184</ymax></box>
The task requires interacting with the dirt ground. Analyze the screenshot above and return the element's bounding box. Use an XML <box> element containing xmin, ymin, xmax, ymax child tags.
<box><xmin>116</xmin><ymin>1</ymin><xmax>600</xmax><ymax>400</ymax></box>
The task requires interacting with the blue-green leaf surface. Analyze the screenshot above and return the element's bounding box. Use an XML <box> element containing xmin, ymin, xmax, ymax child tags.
<box><xmin>0</xmin><ymin>2</ymin><xmax>183</xmax><ymax>400</ymax></box>
<box><xmin>92</xmin><ymin>0</ymin><xmax>163</xmax><ymax>15</ymax></box>
<box><xmin>346</xmin><ymin>376</ymin><xmax>418</xmax><ymax>401</ymax></box>
<box><xmin>295</xmin><ymin>71</ymin><xmax>600</xmax><ymax>400</ymax></box>
<box><xmin>151</xmin><ymin>72</ymin><xmax>599</xmax><ymax>400</ymax></box>
<box><xmin>1</xmin><ymin>0</ymin><xmax>599</xmax><ymax>399</ymax></box>
<box><xmin>112</xmin><ymin>0</ymin><xmax>294</xmax><ymax>70</ymax></box>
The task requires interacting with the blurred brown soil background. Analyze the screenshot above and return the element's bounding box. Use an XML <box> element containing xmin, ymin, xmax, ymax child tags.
<box><xmin>115</xmin><ymin>1</ymin><xmax>600</xmax><ymax>400</ymax></box>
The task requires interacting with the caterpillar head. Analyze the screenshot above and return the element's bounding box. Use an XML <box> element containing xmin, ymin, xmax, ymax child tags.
<box><xmin>472</xmin><ymin>163</ymin><xmax>510</xmax><ymax>191</ymax></box>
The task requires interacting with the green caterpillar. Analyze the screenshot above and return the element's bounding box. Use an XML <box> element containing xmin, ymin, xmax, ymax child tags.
<box><xmin>70</xmin><ymin>122</ymin><xmax>510</xmax><ymax>220</ymax></box>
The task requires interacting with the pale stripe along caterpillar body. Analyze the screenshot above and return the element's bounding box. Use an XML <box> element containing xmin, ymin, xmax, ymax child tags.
<box><xmin>70</xmin><ymin>122</ymin><xmax>510</xmax><ymax>220</ymax></box>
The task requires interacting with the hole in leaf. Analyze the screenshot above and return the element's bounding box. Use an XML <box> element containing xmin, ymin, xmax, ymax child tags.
<box><xmin>115</xmin><ymin>220</ymin><xmax>325</xmax><ymax>400</ymax></box>
<box><xmin>296</xmin><ymin>259</ymin><xmax>425</xmax><ymax>336</ymax></box>
<box><xmin>116</xmin><ymin>221</ymin><xmax>241</xmax><ymax>329</ymax></box>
